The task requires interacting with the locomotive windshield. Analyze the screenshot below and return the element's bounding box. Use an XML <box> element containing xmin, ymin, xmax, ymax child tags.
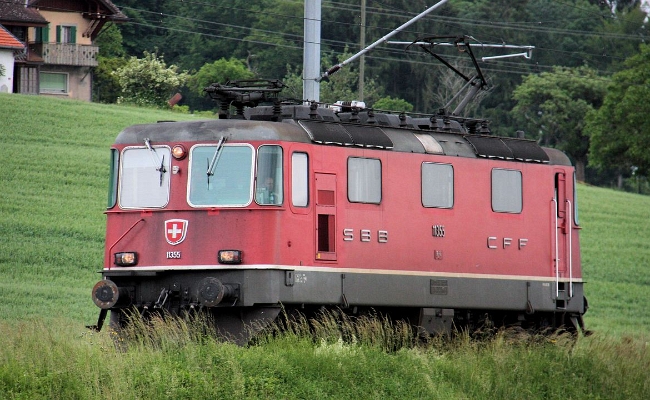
<box><xmin>119</xmin><ymin>146</ymin><xmax>171</xmax><ymax>209</ymax></box>
<box><xmin>188</xmin><ymin>144</ymin><xmax>254</xmax><ymax>207</ymax></box>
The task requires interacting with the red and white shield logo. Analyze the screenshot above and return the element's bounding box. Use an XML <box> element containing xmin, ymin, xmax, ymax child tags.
<box><xmin>165</xmin><ymin>219</ymin><xmax>188</xmax><ymax>245</ymax></box>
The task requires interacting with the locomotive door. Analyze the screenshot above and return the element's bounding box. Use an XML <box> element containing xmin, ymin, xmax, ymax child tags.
<box><xmin>315</xmin><ymin>173</ymin><xmax>337</xmax><ymax>261</ymax></box>
<box><xmin>553</xmin><ymin>171</ymin><xmax>573</xmax><ymax>301</ymax></box>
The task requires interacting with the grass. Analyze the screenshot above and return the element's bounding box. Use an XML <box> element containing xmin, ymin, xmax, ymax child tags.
<box><xmin>0</xmin><ymin>93</ymin><xmax>203</xmax><ymax>323</ymax></box>
<box><xmin>1</xmin><ymin>315</ymin><xmax>648</xmax><ymax>399</ymax></box>
<box><xmin>0</xmin><ymin>93</ymin><xmax>649</xmax><ymax>398</ymax></box>
<box><xmin>578</xmin><ymin>184</ymin><xmax>650</xmax><ymax>335</ymax></box>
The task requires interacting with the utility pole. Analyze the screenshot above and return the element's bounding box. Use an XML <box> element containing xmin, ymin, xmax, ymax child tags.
<box><xmin>358</xmin><ymin>0</ymin><xmax>366</xmax><ymax>101</ymax></box>
<box><xmin>303</xmin><ymin>0</ymin><xmax>321</xmax><ymax>102</ymax></box>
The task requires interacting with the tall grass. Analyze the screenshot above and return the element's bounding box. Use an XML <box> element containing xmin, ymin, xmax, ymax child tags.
<box><xmin>1</xmin><ymin>316</ymin><xmax>648</xmax><ymax>399</ymax></box>
<box><xmin>1</xmin><ymin>94</ymin><xmax>649</xmax><ymax>398</ymax></box>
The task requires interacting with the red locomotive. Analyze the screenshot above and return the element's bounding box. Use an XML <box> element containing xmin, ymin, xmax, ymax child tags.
<box><xmin>90</xmin><ymin>40</ymin><xmax>587</xmax><ymax>342</ymax></box>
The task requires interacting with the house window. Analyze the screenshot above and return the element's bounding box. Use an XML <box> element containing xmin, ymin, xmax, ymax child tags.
<box><xmin>35</xmin><ymin>26</ymin><xmax>50</xmax><ymax>43</ymax></box>
<box><xmin>56</xmin><ymin>25</ymin><xmax>76</xmax><ymax>44</ymax></box>
<box><xmin>422</xmin><ymin>162</ymin><xmax>454</xmax><ymax>208</ymax></box>
<box><xmin>8</xmin><ymin>26</ymin><xmax>26</xmax><ymax>42</ymax></box>
<box><xmin>348</xmin><ymin>157</ymin><xmax>381</xmax><ymax>204</ymax></box>
<box><xmin>39</xmin><ymin>72</ymin><xmax>68</xmax><ymax>94</ymax></box>
<box><xmin>492</xmin><ymin>168</ymin><xmax>523</xmax><ymax>213</ymax></box>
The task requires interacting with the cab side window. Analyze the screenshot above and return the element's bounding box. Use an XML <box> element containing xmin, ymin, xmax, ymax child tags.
<box><xmin>256</xmin><ymin>146</ymin><xmax>283</xmax><ymax>205</ymax></box>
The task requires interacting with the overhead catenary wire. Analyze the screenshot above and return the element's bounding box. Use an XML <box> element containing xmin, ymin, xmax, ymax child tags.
<box><xmin>0</xmin><ymin>0</ymin><xmax>628</xmax><ymax>86</ymax></box>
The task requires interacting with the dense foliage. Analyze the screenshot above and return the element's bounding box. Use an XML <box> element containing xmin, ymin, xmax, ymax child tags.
<box><xmin>586</xmin><ymin>43</ymin><xmax>650</xmax><ymax>177</ymax></box>
<box><xmin>95</xmin><ymin>0</ymin><xmax>650</xmax><ymax>191</ymax></box>
<box><xmin>114</xmin><ymin>50</ymin><xmax>188</xmax><ymax>107</ymax></box>
<box><xmin>512</xmin><ymin>66</ymin><xmax>609</xmax><ymax>181</ymax></box>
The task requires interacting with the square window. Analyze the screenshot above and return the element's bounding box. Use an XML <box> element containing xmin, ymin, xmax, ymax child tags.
<box><xmin>492</xmin><ymin>169</ymin><xmax>522</xmax><ymax>213</ymax></box>
<box><xmin>422</xmin><ymin>163</ymin><xmax>453</xmax><ymax>208</ymax></box>
<box><xmin>348</xmin><ymin>157</ymin><xmax>381</xmax><ymax>204</ymax></box>
<box><xmin>40</xmin><ymin>72</ymin><xmax>68</xmax><ymax>94</ymax></box>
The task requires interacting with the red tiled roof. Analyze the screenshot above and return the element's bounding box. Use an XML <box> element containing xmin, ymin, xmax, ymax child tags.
<box><xmin>0</xmin><ymin>24</ymin><xmax>24</xmax><ymax>50</ymax></box>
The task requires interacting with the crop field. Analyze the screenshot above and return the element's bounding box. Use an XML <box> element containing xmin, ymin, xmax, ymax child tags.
<box><xmin>0</xmin><ymin>93</ymin><xmax>648</xmax><ymax>398</ymax></box>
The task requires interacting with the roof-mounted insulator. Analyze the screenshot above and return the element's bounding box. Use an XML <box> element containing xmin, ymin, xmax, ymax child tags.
<box><xmin>350</xmin><ymin>109</ymin><xmax>360</xmax><ymax>123</ymax></box>
<box><xmin>309</xmin><ymin>101</ymin><xmax>319</xmax><ymax>119</ymax></box>
<box><xmin>480</xmin><ymin>121</ymin><xmax>491</xmax><ymax>134</ymax></box>
<box><xmin>443</xmin><ymin>117</ymin><xmax>451</xmax><ymax>130</ymax></box>
<box><xmin>399</xmin><ymin>113</ymin><xmax>407</xmax><ymax>127</ymax></box>
<box><xmin>366</xmin><ymin>109</ymin><xmax>376</xmax><ymax>125</ymax></box>
<box><xmin>272</xmin><ymin>100</ymin><xmax>282</xmax><ymax>121</ymax></box>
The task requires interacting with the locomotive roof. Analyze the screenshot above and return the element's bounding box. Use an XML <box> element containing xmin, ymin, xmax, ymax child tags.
<box><xmin>115</xmin><ymin>104</ymin><xmax>570</xmax><ymax>166</ymax></box>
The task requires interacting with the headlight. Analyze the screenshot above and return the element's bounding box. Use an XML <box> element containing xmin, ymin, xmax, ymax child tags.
<box><xmin>218</xmin><ymin>250</ymin><xmax>242</xmax><ymax>264</ymax></box>
<box><xmin>114</xmin><ymin>252</ymin><xmax>138</xmax><ymax>266</ymax></box>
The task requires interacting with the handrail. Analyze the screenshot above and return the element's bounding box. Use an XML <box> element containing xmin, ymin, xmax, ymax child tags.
<box><xmin>567</xmin><ymin>199</ymin><xmax>573</xmax><ymax>298</ymax></box>
<box><xmin>552</xmin><ymin>197</ymin><xmax>559</xmax><ymax>298</ymax></box>
<box><xmin>107</xmin><ymin>218</ymin><xmax>145</xmax><ymax>270</ymax></box>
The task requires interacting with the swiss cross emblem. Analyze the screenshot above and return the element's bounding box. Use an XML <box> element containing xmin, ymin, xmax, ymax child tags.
<box><xmin>165</xmin><ymin>219</ymin><xmax>188</xmax><ymax>245</ymax></box>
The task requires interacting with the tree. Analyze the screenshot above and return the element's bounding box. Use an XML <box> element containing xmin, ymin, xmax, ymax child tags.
<box><xmin>183</xmin><ymin>58</ymin><xmax>255</xmax><ymax>111</ymax></box>
<box><xmin>93</xmin><ymin>24</ymin><xmax>126</xmax><ymax>103</ymax></box>
<box><xmin>94</xmin><ymin>57</ymin><xmax>128</xmax><ymax>103</ymax></box>
<box><xmin>188</xmin><ymin>58</ymin><xmax>255</xmax><ymax>97</ymax></box>
<box><xmin>512</xmin><ymin>66</ymin><xmax>608</xmax><ymax>181</ymax></box>
<box><xmin>372</xmin><ymin>96</ymin><xmax>413</xmax><ymax>112</ymax></box>
<box><xmin>586</xmin><ymin>43</ymin><xmax>650</xmax><ymax>177</ymax></box>
<box><xmin>114</xmin><ymin>50</ymin><xmax>188</xmax><ymax>107</ymax></box>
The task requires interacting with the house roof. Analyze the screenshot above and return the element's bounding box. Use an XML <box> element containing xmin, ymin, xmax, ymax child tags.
<box><xmin>29</xmin><ymin>0</ymin><xmax>128</xmax><ymax>22</ymax></box>
<box><xmin>0</xmin><ymin>24</ymin><xmax>25</xmax><ymax>49</ymax></box>
<box><xmin>0</xmin><ymin>0</ymin><xmax>48</xmax><ymax>26</ymax></box>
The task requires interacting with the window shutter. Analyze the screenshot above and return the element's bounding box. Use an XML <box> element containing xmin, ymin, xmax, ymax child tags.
<box><xmin>42</xmin><ymin>25</ymin><xmax>49</xmax><ymax>42</ymax></box>
<box><xmin>56</xmin><ymin>25</ymin><xmax>61</xmax><ymax>43</ymax></box>
<box><xmin>70</xmin><ymin>26</ymin><xmax>76</xmax><ymax>44</ymax></box>
<box><xmin>35</xmin><ymin>27</ymin><xmax>42</xmax><ymax>43</ymax></box>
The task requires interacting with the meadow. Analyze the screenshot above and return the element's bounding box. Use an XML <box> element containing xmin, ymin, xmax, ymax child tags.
<box><xmin>0</xmin><ymin>93</ymin><xmax>648</xmax><ymax>398</ymax></box>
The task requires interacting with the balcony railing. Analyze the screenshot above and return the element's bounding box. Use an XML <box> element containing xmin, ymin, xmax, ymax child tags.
<box><xmin>28</xmin><ymin>43</ymin><xmax>99</xmax><ymax>67</ymax></box>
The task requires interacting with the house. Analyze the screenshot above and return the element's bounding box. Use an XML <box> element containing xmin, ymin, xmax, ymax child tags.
<box><xmin>0</xmin><ymin>24</ymin><xmax>25</xmax><ymax>93</ymax></box>
<box><xmin>0</xmin><ymin>0</ymin><xmax>127</xmax><ymax>101</ymax></box>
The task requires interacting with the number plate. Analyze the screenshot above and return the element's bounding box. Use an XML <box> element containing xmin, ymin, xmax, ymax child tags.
<box><xmin>166</xmin><ymin>251</ymin><xmax>182</xmax><ymax>259</ymax></box>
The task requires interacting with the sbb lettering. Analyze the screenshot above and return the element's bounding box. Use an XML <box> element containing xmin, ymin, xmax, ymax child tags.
<box><xmin>343</xmin><ymin>228</ymin><xmax>389</xmax><ymax>243</ymax></box>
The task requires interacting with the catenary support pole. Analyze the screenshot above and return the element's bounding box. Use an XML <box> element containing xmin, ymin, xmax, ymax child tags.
<box><xmin>303</xmin><ymin>0</ymin><xmax>322</xmax><ymax>102</ymax></box>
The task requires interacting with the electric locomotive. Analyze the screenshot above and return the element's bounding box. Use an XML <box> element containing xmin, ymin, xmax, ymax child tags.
<box><xmin>90</xmin><ymin>39</ymin><xmax>587</xmax><ymax>343</ymax></box>
<box><xmin>90</xmin><ymin>82</ymin><xmax>586</xmax><ymax>343</ymax></box>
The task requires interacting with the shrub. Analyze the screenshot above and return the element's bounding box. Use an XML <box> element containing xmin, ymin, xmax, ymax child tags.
<box><xmin>114</xmin><ymin>50</ymin><xmax>188</xmax><ymax>108</ymax></box>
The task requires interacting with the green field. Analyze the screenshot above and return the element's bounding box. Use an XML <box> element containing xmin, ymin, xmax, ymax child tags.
<box><xmin>1</xmin><ymin>93</ymin><xmax>648</xmax><ymax>398</ymax></box>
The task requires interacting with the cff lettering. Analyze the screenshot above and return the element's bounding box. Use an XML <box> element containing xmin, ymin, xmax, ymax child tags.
<box><xmin>486</xmin><ymin>237</ymin><xmax>528</xmax><ymax>250</ymax></box>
